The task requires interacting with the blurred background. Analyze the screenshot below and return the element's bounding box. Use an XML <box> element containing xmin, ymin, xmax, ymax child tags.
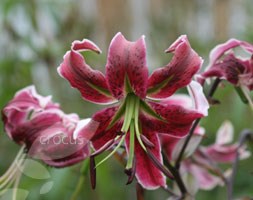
<box><xmin>0</xmin><ymin>0</ymin><xmax>253</xmax><ymax>199</ymax></box>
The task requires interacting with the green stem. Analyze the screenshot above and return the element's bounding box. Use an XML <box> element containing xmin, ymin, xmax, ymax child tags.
<box><xmin>71</xmin><ymin>177</ymin><xmax>85</xmax><ymax>200</ymax></box>
<box><xmin>70</xmin><ymin>159</ymin><xmax>91</xmax><ymax>200</ymax></box>
<box><xmin>227</xmin><ymin>129</ymin><xmax>253</xmax><ymax>200</ymax></box>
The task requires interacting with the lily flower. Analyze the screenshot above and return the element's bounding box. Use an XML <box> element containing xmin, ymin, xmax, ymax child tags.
<box><xmin>2</xmin><ymin>85</ymin><xmax>91</xmax><ymax>167</ymax></box>
<box><xmin>58</xmin><ymin>32</ymin><xmax>209</xmax><ymax>189</ymax></box>
<box><xmin>161</xmin><ymin>120</ymin><xmax>250</xmax><ymax>195</ymax></box>
<box><xmin>198</xmin><ymin>39</ymin><xmax>253</xmax><ymax>107</ymax></box>
<box><xmin>199</xmin><ymin>120</ymin><xmax>250</xmax><ymax>163</ymax></box>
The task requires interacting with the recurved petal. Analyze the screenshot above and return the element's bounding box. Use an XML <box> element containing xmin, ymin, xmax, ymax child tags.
<box><xmin>147</xmin><ymin>35</ymin><xmax>203</xmax><ymax>98</ymax></box>
<box><xmin>161</xmin><ymin>81</ymin><xmax>209</xmax><ymax>116</ymax></box>
<box><xmin>142</xmin><ymin>100</ymin><xmax>203</xmax><ymax>138</ymax></box>
<box><xmin>106</xmin><ymin>32</ymin><xmax>148</xmax><ymax>99</ymax></box>
<box><xmin>201</xmin><ymin>54</ymin><xmax>245</xmax><ymax>84</ymax></box>
<box><xmin>207</xmin><ymin>38</ymin><xmax>253</xmax><ymax>69</ymax></box>
<box><xmin>126</xmin><ymin>128</ymin><xmax>166</xmax><ymax>189</ymax></box>
<box><xmin>58</xmin><ymin>39</ymin><xmax>116</xmax><ymax>105</ymax></box>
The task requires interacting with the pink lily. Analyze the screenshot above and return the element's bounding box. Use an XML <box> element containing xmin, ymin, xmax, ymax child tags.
<box><xmin>162</xmin><ymin>120</ymin><xmax>250</xmax><ymax>195</ymax></box>
<box><xmin>200</xmin><ymin>120</ymin><xmax>250</xmax><ymax>163</ymax></box>
<box><xmin>200</xmin><ymin>39</ymin><xmax>253</xmax><ymax>88</ymax></box>
<box><xmin>2</xmin><ymin>85</ymin><xmax>91</xmax><ymax>167</ymax></box>
<box><xmin>162</xmin><ymin>126</ymin><xmax>223</xmax><ymax>194</ymax></box>
<box><xmin>198</xmin><ymin>39</ymin><xmax>253</xmax><ymax>108</ymax></box>
<box><xmin>58</xmin><ymin>32</ymin><xmax>209</xmax><ymax>189</ymax></box>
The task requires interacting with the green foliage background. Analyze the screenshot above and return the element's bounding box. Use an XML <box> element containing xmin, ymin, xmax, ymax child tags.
<box><xmin>0</xmin><ymin>0</ymin><xmax>253</xmax><ymax>199</ymax></box>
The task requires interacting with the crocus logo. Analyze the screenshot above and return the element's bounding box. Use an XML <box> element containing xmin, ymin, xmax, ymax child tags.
<box><xmin>39</xmin><ymin>133</ymin><xmax>85</xmax><ymax>145</ymax></box>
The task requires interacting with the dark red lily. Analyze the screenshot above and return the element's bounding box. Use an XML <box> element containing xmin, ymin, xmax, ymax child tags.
<box><xmin>2</xmin><ymin>86</ymin><xmax>91</xmax><ymax>167</ymax></box>
<box><xmin>199</xmin><ymin>39</ymin><xmax>253</xmax><ymax>87</ymax></box>
<box><xmin>58</xmin><ymin>33</ymin><xmax>209</xmax><ymax>189</ymax></box>
<box><xmin>198</xmin><ymin>39</ymin><xmax>253</xmax><ymax>108</ymax></box>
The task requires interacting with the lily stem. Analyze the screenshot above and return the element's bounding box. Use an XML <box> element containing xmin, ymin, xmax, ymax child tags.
<box><xmin>71</xmin><ymin>160</ymin><xmax>89</xmax><ymax>200</ymax></box>
<box><xmin>136</xmin><ymin>183</ymin><xmax>145</xmax><ymax>200</ymax></box>
<box><xmin>163</xmin><ymin>154</ymin><xmax>187</xmax><ymax>197</ymax></box>
<box><xmin>175</xmin><ymin>78</ymin><xmax>221</xmax><ymax>170</ymax></box>
<box><xmin>227</xmin><ymin>129</ymin><xmax>253</xmax><ymax>200</ymax></box>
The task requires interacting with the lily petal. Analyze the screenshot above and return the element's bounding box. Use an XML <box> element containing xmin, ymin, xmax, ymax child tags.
<box><xmin>9</xmin><ymin>111</ymin><xmax>62</xmax><ymax>145</ymax></box>
<box><xmin>204</xmin><ymin>144</ymin><xmax>238</xmax><ymax>163</ymax></box>
<box><xmin>126</xmin><ymin>128</ymin><xmax>166</xmax><ymax>189</ymax></box>
<box><xmin>188</xmin><ymin>81</ymin><xmax>209</xmax><ymax>116</ymax></box>
<box><xmin>106</xmin><ymin>32</ymin><xmax>148</xmax><ymax>99</ymax></box>
<box><xmin>86</xmin><ymin>106</ymin><xmax>123</xmax><ymax>150</ymax></box>
<box><xmin>161</xmin><ymin>126</ymin><xmax>205</xmax><ymax>161</ymax></box>
<box><xmin>207</xmin><ymin>38</ymin><xmax>253</xmax><ymax>70</ymax></box>
<box><xmin>147</xmin><ymin>35</ymin><xmax>203</xmax><ymax>98</ymax></box>
<box><xmin>201</xmin><ymin>54</ymin><xmax>245</xmax><ymax>85</ymax></box>
<box><xmin>58</xmin><ymin>39</ymin><xmax>116</xmax><ymax>104</ymax></box>
<box><xmin>27</xmin><ymin>113</ymin><xmax>91</xmax><ymax>167</ymax></box>
<box><xmin>215</xmin><ymin>120</ymin><xmax>234</xmax><ymax>145</ymax></box>
<box><xmin>188</xmin><ymin>162</ymin><xmax>222</xmax><ymax>190</ymax></box>
<box><xmin>142</xmin><ymin>101</ymin><xmax>203</xmax><ymax>137</ymax></box>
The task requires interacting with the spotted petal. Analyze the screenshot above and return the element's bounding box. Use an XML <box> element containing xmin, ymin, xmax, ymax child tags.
<box><xmin>142</xmin><ymin>100</ymin><xmax>203</xmax><ymax>138</ymax></box>
<box><xmin>147</xmin><ymin>35</ymin><xmax>203</xmax><ymax>99</ymax></box>
<box><xmin>125</xmin><ymin>128</ymin><xmax>166</xmax><ymax>189</ymax></box>
<box><xmin>207</xmin><ymin>38</ymin><xmax>253</xmax><ymax>70</ymax></box>
<box><xmin>106</xmin><ymin>32</ymin><xmax>148</xmax><ymax>99</ymax></box>
<box><xmin>201</xmin><ymin>54</ymin><xmax>245</xmax><ymax>85</ymax></box>
<box><xmin>79</xmin><ymin>106</ymin><xmax>123</xmax><ymax>150</ymax></box>
<box><xmin>58</xmin><ymin>39</ymin><xmax>116</xmax><ymax>104</ymax></box>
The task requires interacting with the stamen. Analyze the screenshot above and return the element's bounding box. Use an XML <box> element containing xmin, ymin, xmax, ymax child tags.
<box><xmin>95</xmin><ymin>135</ymin><xmax>126</xmax><ymax>168</ymax></box>
<box><xmin>140</xmin><ymin>135</ymin><xmax>155</xmax><ymax>148</ymax></box>
<box><xmin>146</xmin><ymin>148</ymin><xmax>174</xmax><ymax>180</ymax></box>
<box><xmin>125</xmin><ymin>156</ymin><xmax>136</xmax><ymax>185</ymax></box>
<box><xmin>90</xmin><ymin>156</ymin><xmax>96</xmax><ymax>190</ymax></box>
<box><xmin>91</xmin><ymin>139</ymin><xmax>116</xmax><ymax>157</ymax></box>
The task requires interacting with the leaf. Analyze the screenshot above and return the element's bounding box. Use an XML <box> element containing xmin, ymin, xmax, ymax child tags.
<box><xmin>18</xmin><ymin>159</ymin><xmax>51</xmax><ymax>179</ymax></box>
<box><xmin>40</xmin><ymin>181</ymin><xmax>54</xmax><ymax>194</ymax></box>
